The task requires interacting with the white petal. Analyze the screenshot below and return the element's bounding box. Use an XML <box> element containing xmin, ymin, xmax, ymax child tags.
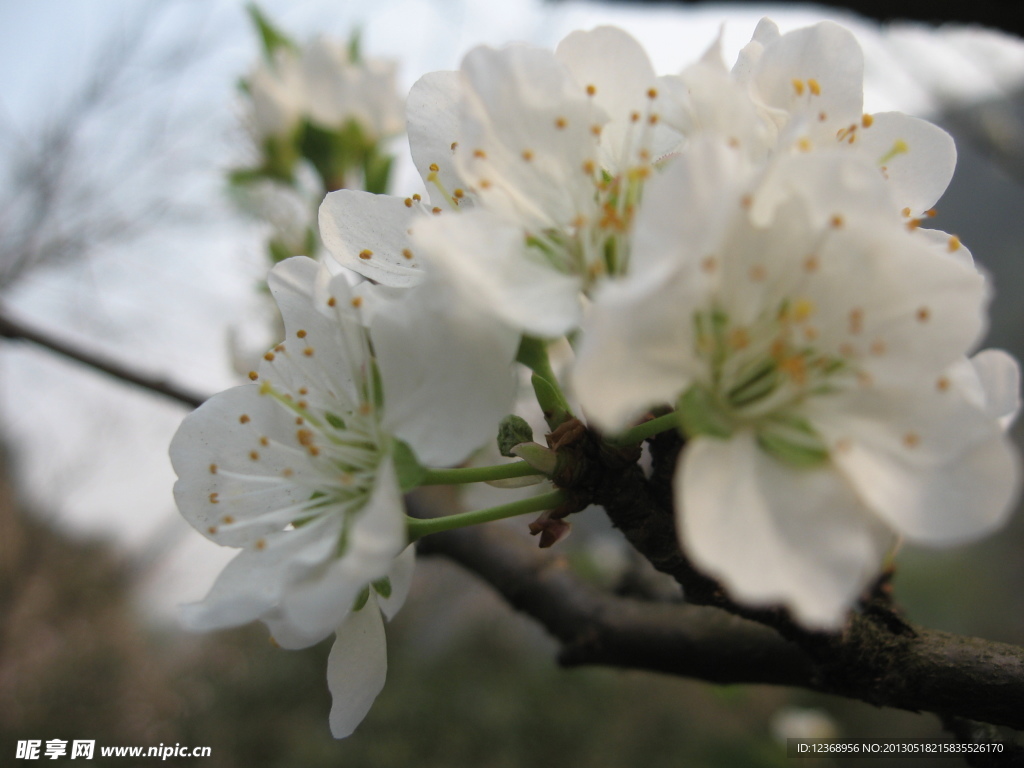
<box><xmin>319</xmin><ymin>190</ymin><xmax>426</xmax><ymax>287</ymax></box>
<box><xmin>679</xmin><ymin>432</ymin><xmax>893</xmax><ymax>629</ymax></box>
<box><xmin>752</xmin><ymin>21</ymin><xmax>864</xmax><ymax>138</ymax></box>
<box><xmin>410</xmin><ymin>208</ymin><xmax>582</xmax><ymax>337</ymax></box>
<box><xmin>971</xmin><ymin>349</ymin><xmax>1021</xmax><ymax>428</ymax></box>
<box><xmin>573</xmin><ymin>266</ymin><xmax>698</xmax><ymax>433</ymax></box>
<box><xmin>855</xmin><ymin>112</ymin><xmax>956</xmax><ymax>214</ymax></box>
<box><xmin>328</xmin><ymin>601</ymin><xmax>387</xmax><ymax>739</ymax></box>
<box><xmin>180</xmin><ymin>517</ymin><xmax>339</xmax><ymax>632</ymax></box>
<box><xmin>371</xmin><ymin>275</ymin><xmax>519</xmax><ymax>466</ymax></box>
<box><xmin>406</xmin><ymin>70</ymin><xmax>469</xmax><ymax>210</ymax></box>
<box><xmin>378</xmin><ymin>545</ymin><xmax>416</xmax><ymax>621</ymax></box>
<box><xmin>814</xmin><ymin>386</ymin><xmax>1020</xmax><ymax>545</ymax></box>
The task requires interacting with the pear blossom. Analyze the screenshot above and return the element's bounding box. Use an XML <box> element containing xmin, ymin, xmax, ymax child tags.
<box><xmin>320</xmin><ymin>26</ymin><xmax>685</xmax><ymax>337</ymax></box>
<box><xmin>170</xmin><ymin>256</ymin><xmax>514</xmax><ymax>736</ymax></box>
<box><xmin>574</xmin><ymin>141</ymin><xmax>1019</xmax><ymax>628</ymax></box>
<box><xmin>247</xmin><ymin>46</ymin><xmax>307</xmax><ymax>142</ymax></box>
<box><xmin>670</xmin><ymin>19</ymin><xmax>957</xmax><ymax>219</ymax></box>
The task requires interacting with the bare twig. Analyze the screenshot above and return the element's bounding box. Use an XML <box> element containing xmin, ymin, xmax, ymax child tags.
<box><xmin>0</xmin><ymin>309</ymin><xmax>207</xmax><ymax>409</ymax></box>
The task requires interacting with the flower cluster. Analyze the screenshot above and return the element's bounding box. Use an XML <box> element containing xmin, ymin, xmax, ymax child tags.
<box><xmin>173</xmin><ymin>18</ymin><xmax>1021</xmax><ymax>738</ymax></box>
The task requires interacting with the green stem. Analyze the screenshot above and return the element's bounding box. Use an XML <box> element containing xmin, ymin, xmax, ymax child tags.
<box><xmin>419</xmin><ymin>460</ymin><xmax>544</xmax><ymax>486</ymax></box>
<box><xmin>613</xmin><ymin>411</ymin><xmax>680</xmax><ymax>444</ymax></box>
<box><xmin>406</xmin><ymin>490</ymin><xmax>566</xmax><ymax>541</ymax></box>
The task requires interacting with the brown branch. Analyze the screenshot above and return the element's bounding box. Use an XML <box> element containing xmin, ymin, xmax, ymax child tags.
<box><xmin>571</xmin><ymin>1</ymin><xmax>1024</xmax><ymax>40</ymax></box>
<box><xmin>0</xmin><ymin>309</ymin><xmax>207</xmax><ymax>409</ymax></box>
<box><xmin>414</xmin><ymin>507</ymin><xmax>814</xmax><ymax>687</ymax></box>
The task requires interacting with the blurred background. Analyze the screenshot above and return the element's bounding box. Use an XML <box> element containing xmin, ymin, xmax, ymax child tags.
<box><xmin>1</xmin><ymin>1</ymin><xmax>1023</xmax><ymax>765</ymax></box>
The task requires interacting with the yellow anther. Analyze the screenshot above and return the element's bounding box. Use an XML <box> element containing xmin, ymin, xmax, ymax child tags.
<box><xmin>412</xmin><ymin>193</ymin><xmax>422</xmax><ymax>201</ymax></box>
<box><xmin>351</xmin><ymin>296</ymin><xmax>363</xmax><ymax>308</ymax></box>
<box><xmin>590</xmin><ymin>124</ymin><xmax>602</xmax><ymax>136</ymax></box>
<box><xmin>255</xmin><ymin>539</ymin><xmax>266</xmax><ymax>550</ymax></box>
<box><xmin>906</xmin><ymin>218</ymin><xmax>922</xmax><ymax>230</ymax></box>
<box><xmin>479</xmin><ymin>179</ymin><xmax>492</xmax><ymax>189</ymax></box>
<box><xmin>925</xmin><ymin>208</ymin><xmax>937</xmax><ymax>218</ymax></box>
<box><xmin>359</xmin><ymin>402</ymin><xmax>373</xmax><ymax>415</ymax></box>
<box><xmin>582</xmin><ymin>160</ymin><xmax>595</xmax><ymax>175</ymax></box>
<box><xmin>296</xmin><ymin>429</ymin><xmax>313</xmax><ymax>446</ymax></box>
<box><xmin>308</xmin><ymin>445</ymin><xmax>320</xmax><ymax>457</ymax></box>
<box><xmin>808</xmin><ymin>78</ymin><xmax>821</xmax><ymax>96</ymax></box>
<box><xmin>281</xmin><ymin>469</ymin><xmax>293</xmax><ymax>478</ymax></box>
<box><xmin>209</xmin><ymin>463</ymin><xmax>218</xmax><ymax>474</ymax></box>
<box><xmin>903</xmin><ymin>432</ymin><xmax>920</xmax><ymax>448</ymax></box>
<box><xmin>849</xmin><ymin>308</ymin><xmax>864</xmax><ymax>335</ymax></box>
<box><xmin>264</xmin><ymin>352</ymin><xmax>275</xmax><ymax>362</ymax></box>
<box><xmin>916</xmin><ymin>306</ymin><xmax>931</xmax><ymax>322</ymax></box>
<box><xmin>803</xmin><ymin>255</ymin><xmax>819</xmax><ymax>273</ymax></box>
<box><xmin>555</xmin><ymin>117</ymin><xmax>568</xmax><ymax>129</ymax></box>
<box><xmin>937</xmin><ymin>377</ymin><xmax>951</xmax><ymax>392</ymax></box>
<box><xmin>249</xmin><ymin>450</ymin><xmax>259</xmax><ymax>461</ymax></box>
<box><xmin>648</xmin><ymin>113</ymin><xmax>660</xmax><ymax>125</ymax></box>
<box><xmin>728</xmin><ymin>328</ymin><xmax>750</xmax><ymax>349</ymax></box>
<box><xmin>327</xmin><ymin>297</ymin><xmax>336</xmax><ymax>307</ymax></box>
<box><xmin>295</xmin><ymin>416</ymin><xmax>303</xmax><ymax>425</ymax></box>
<box><xmin>260</xmin><ymin>436</ymin><xmax>269</xmax><ymax>446</ymax></box>
<box><xmin>792</xmin><ymin>299</ymin><xmax>815</xmax><ymax>322</ymax></box>
<box><xmin>402</xmin><ymin>248</ymin><xmax>413</xmax><ymax>260</ymax></box>
<box><xmin>901</xmin><ymin>207</ymin><xmax>912</xmax><ymax>218</ymax></box>
<box><xmin>248</xmin><ymin>371</ymin><xmax>259</xmax><ymax>381</ymax></box>
<box><xmin>779</xmin><ymin>356</ymin><xmax>808</xmax><ymax>385</ymax></box>
<box><xmin>358</xmin><ymin>249</ymin><xmax>373</xmax><ymax>260</ymax></box>
<box><xmin>948</xmin><ymin>235</ymin><xmax>961</xmax><ymax>252</ymax></box>
<box><xmin>209</xmin><ymin>492</ymin><xmax>220</xmax><ymax>504</ymax></box>
<box><xmin>818</xmin><ymin>111</ymin><xmax>828</xmax><ymax>122</ymax></box>
<box><xmin>454</xmin><ymin>188</ymin><xmax>465</xmax><ymax>198</ymax></box>
<box><xmin>429</xmin><ymin>163</ymin><xmax>439</xmax><ymax>172</ymax></box>
<box><xmin>647</xmin><ymin>87</ymin><xmax>658</xmax><ymax>99</ymax></box>
<box><xmin>586</xmin><ymin>84</ymin><xmax>596</xmax><ymax>96</ymax></box>
<box><xmin>298</xmin><ymin>387</ymin><xmax>307</xmax><ymax>395</ymax></box>
<box><xmin>830</xmin><ymin>214</ymin><xmax>844</xmax><ymax>229</ymax></box>
<box><xmin>473</xmin><ymin>149</ymin><xmax>486</xmax><ymax>159</ymax></box>
<box><xmin>797</xmin><ymin>137</ymin><xmax>812</xmax><ymax>152</ymax></box>
<box><xmin>208</xmin><ymin>526</ymin><xmax>217</xmax><ymax>534</ymax></box>
<box><xmin>296</xmin><ymin>330</ymin><xmax>307</xmax><ymax>338</ymax></box>
<box><xmin>521</xmin><ymin>149</ymin><xmax>534</xmax><ymax>161</ymax></box>
<box><xmin>861</xmin><ymin>113</ymin><xmax>874</xmax><ymax>128</ymax></box>
<box><xmin>450</xmin><ymin>141</ymin><xmax>458</xmax><ymax>151</ymax></box>
<box><xmin>303</xmin><ymin>348</ymin><xmax>314</xmax><ymax>357</ymax></box>
<box><xmin>792</xmin><ymin>79</ymin><xmax>805</xmax><ymax>96</ymax></box>
<box><xmin>630</xmin><ymin>111</ymin><xmax>640</xmax><ymax>123</ymax></box>
<box><xmin>432</xmin><ymin>207</ymin><xmax>442</xmax><ymax>214</ymax></box>
<box><xmin>404</xmin><ymin>198</ymin><xmax>413</xmax><ymax>208</ymax></box>
<box><xmin>239</xmin><ymin>414</ymin><xmax>250</xmax><ymax>424</ymax></box>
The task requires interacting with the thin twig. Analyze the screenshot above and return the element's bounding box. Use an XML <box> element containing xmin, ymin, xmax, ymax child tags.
<box><xmin>0</xmin><ymin>310</ymin><xmax>208</xmax><ymax>409</ymax></box>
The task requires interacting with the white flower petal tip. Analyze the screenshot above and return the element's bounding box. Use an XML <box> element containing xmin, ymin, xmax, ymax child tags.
<box><xmin>328</xmin><ymin>601</ymin><xmax>388</xmax><ymax>739</ymax></box>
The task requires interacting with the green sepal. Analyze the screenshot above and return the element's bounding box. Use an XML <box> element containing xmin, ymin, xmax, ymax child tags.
<box><xmin>246</xmin><ymin>3</ymin><xmax>297</xmax><ymax>61</ymax></box>
<box><xmin>352</xmin><ymin>585</ymin><xmax>371</xmax><ymax>612</ymax></box>
<box><xmin>347</xmin><ymin>28</ymin><xmax>363</xmax><ymax>64</ymax></box>
<box><xmin>371</xmin><ymin>577</ymin><xmax>392</xmax><ymax>599</ymax></box>
<box><xmin>392</xmin><ymin>440</ymin><xmax>427</xmax><ymax>492</ymax></box>
<box><xmin>362</xmin><ymin>149</ymin><xmax>394</xmax><ymax>195</ymax></box>
<box><xmin>497</xmin><ymin>415</ymin><xmax>534</xmax><ymax>458</ymax></box>
<box><xmin>677</xmin><ymin>385</ymin><xmax>733</xmax><ymax>440</ymax></box>
<box><xmin>532</xmin><ymin>373</ymin><xmax>571</xmax><ymax>429</ymax></box>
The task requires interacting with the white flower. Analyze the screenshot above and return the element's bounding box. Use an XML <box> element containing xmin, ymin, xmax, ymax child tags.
<box><xmin>320</xmin><ymin>27</ymin><xmax>684</xmax><ymax>337</ymax></box>
<box><xmin>247</xmin><ymin>47</ymin><xmax>307</xmax><ymax>141</ymax></box>
<box><xmin>574</xmin><ymin>141</ymin><xmax>1019</xmax><ymax>628</ymax></box>
<box><xmin>170</xmin><ymin>256</ymin><xmax>513</xmax><ymax>736</ymax></box>
<box><xmin>301</xmin><ymin>36</ymin><xmax>404</xmax><ymax>141</ymax></box>
<box><xmin>666</xmin><ymin>19</ymin><xmax>956</xmax><ymax>219</ymax></box>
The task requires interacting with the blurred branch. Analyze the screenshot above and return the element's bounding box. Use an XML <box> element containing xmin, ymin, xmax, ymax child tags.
<box><xmin>570</xmin><ymin>1</ymin><xmax>1024</xmax><ymax>38</ymax></box>
<box><xmin>0</xmin><ymin>309</ymin><xmax>207</xmax><ymax>409</ymax></box>
<box><xmin>415</xmin><ymin>422</ymin><xmax>1024</xmax><ymax>733</ymax></box>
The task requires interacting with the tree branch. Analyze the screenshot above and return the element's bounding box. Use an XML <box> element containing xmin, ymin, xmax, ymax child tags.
<box><xmin>0</xmin><ymin>309</ymin><xmax>207</xmax><ymax>409</ymax></box>
<box><xmin>575</xmin><ymin>1</ymin><xmax>1024</xmax><ymax>39</ymax></box>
